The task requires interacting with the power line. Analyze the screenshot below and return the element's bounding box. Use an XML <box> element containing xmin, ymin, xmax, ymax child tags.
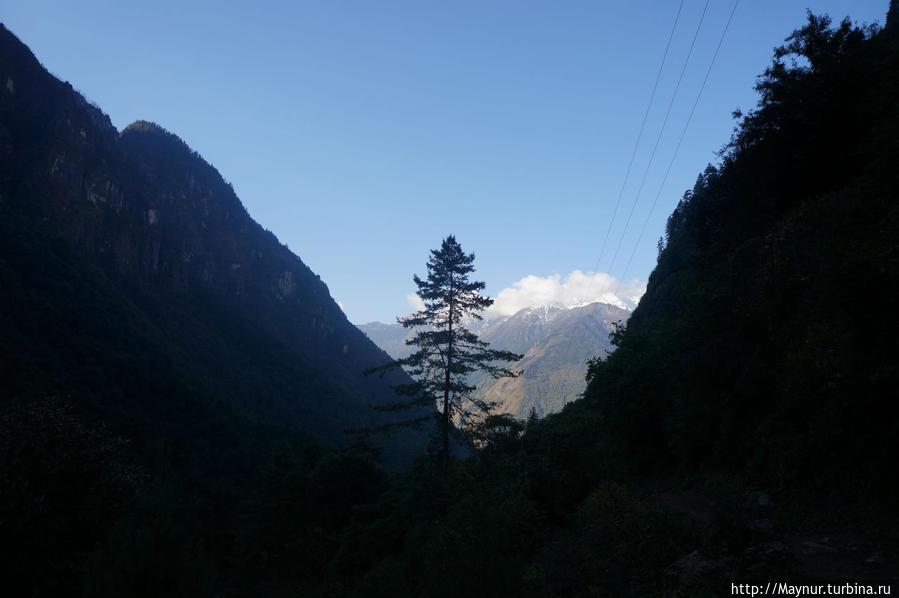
<box><xmin>583</xmin><ymin>0</ymin><xmax>686</xmax><ymax>303</ymax></box>
<box><xmin>605</xmin><ymin>0</ymin><xmax>711</xmax><ymax>278</ymax></box>
<box><xmin>616</xmin><ymin>0</ymin><xmax>741</xmax><ymax>295</ymax></box>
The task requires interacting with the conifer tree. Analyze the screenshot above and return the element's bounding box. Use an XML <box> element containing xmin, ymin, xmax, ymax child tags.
<box><xmin>370</xmin><ymin>236</ymin><xmax>522</xmax><ymax>465</ymax></box>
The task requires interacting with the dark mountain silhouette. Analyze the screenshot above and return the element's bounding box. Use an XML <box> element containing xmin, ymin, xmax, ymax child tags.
<box><xmin>0</xmin><ymin>23</ymin><xmax>425</xmax><ymax>477</ymax></box>
<box><xmin>334</xmin><ymin>11</ymin><xmax>899</xmax><ymax>596</ymax></box>
<box><xmin>579</xmin><ymin>11</ymin><xmax>899</xmax><ymax>492</ymax></box>
<box><xmin>3</xmin><ymin>6</ymin><xmax>898</xmax><ymax>596</ymax></box>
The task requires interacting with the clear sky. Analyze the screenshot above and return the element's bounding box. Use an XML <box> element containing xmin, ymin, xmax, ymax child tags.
<box><xmin>4</xmin><ymin>1</ymin><xmax>889</xmax><ymax>323</ymax></box>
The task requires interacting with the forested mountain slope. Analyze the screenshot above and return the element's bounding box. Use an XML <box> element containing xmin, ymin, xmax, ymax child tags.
<box><xmin>2</xmin><ymin>7</ymin><xmax>898</xmax><ymax>596</ymax></box>
<box><xmin>319</xmin><ymin>13</ymin><xmax>899</xmax><ymax>596</ymax></box>
<box><xmin>0</xmin><ymin>22</ymin><xmax>425</xmax><ymax>474</ymax></box>
<box><xmin>581</xmin><ymin>11</ymin><xmax>899</xmax><ymax>496</ymax></box>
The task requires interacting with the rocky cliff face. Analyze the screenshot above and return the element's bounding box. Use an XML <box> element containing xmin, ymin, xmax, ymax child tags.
<box><xmin>0</xmin><ymin>23</ymin><xmax>425</xmax><ymax>464</ymax></box>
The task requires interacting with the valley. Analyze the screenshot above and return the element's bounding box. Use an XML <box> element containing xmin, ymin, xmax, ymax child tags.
<box><xmin>360</xmin><ymin>301</ymin><xmax>631</xmax><ymax>417</ymax></box>
<box><xmin>2</xmin><ymin>3</ymin><xmax>898</xmax><ymax>595</ymax></box>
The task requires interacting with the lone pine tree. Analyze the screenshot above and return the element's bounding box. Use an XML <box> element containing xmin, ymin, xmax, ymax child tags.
<box><xmin>369</xmin><ymin>236</ymin><xmax>522</xmax><ymax>465</ymax></box>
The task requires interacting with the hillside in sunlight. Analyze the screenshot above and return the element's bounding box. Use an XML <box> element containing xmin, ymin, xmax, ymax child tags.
<box><xmin>474</xmin><ymin>302</ymin><xmax>630</xmax><ymax>417</ymax></box>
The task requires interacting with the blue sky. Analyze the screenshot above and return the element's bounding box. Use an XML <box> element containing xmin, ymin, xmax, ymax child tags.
<box><xmin>4</xmin><ymin>1</ymin><xmax>889</xmax><ymax>323</ymax></box>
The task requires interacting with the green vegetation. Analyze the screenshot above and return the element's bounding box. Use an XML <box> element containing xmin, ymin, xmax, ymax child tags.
<box><xmin>367</xmin><ymin>235</ymin><xmax>522</xmax><ymax>464</ymax></box>
<box><xmin>583</xmin><ymin>11</ymin><xmax>899</xmax><ymax>500</ymax></box>
<box><xmin>1</xmin><ymin>7</ymin><xmax>898</xmax><ymax>596</ymax></box>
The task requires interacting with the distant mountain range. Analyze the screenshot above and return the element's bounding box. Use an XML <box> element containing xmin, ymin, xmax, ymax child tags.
<box><xmin>358</xmin><ymin>301</ymin><xmax>631</xmax><ymax>418</ymax></box>
<box><xmin>0</xmin><ymin>23</ymin><xmax>427</xmax><ymax>471</ymax></box>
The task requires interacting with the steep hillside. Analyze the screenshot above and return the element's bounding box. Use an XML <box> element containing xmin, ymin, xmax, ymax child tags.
<box><xmin>480</xmin><ymin>305</ymin><xmax>569</xmax><ymax>355</ymax></box>
<box><xmin>581</xmin><ymin>12</ymin><xmax>899</xmax><ymax>496</ymax></box>
<box><xmin>477</xmin><ymin>302</ymin><xmax>629</xmax><ymax>416</ymax></box>
<box><xmin>3</xmin><ymin>7</ymin><xmax>898</xmax><ymax>596</ymax></box>
<box><xmin>0</xmin><ymin>23</ymin><xmax>425</xmax><ymax>474</ymax></box>
<box><xmin>307</xmin><ymin>14</ymin><xmax>899</xmax><ymax>597</ymax></box>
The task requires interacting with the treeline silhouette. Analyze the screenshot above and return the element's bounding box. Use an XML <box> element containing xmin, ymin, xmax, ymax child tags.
<box><xmin>583</xmin><ymin>11</ymin><xmax>899</xmax><ymax>497</ymax></box>
<box><xmin>1</xmin><ymin>7</ymin><xmax>897</xmax><ymax>596</ymax></box>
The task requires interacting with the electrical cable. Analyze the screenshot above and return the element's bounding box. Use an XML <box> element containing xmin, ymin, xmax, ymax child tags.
<box><xmin>615</xmin><ymin>0</ymin><xmax>741</xmax><ymax>296</ymax></box>
<box><xmin>605</xmin><ymin>0</ymin><xmax>712</xmax><ymax>279</ymax></box>
<box><xmin>582</xmin><ymin>0</ymin><xmax>686</xmax><ymax>304</ymax></box>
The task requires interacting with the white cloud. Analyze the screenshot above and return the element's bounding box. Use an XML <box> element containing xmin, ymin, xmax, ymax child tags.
<box><xmin>399</xmin><ymin>270</ymin><xmax>645</xmax><ymax>321</ymax></box>
<box><xmin>405</xmin><ymin>292</ymin><xmax>426</xmax><ymax>312</ymax></box>
<box><xmin>488</xmin><ymin>270</ymin><xmax>645</xmax><ymax>317</ymax></box>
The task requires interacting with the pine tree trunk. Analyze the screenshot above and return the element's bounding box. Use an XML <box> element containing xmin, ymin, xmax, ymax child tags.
<box><xmin>442</xmin><ymin>280</ymin><xmax>454</xmax><ymax>467</ymax></box>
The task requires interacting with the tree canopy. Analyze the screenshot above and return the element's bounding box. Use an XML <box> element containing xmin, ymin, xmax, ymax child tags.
<box><xmin>370</xmin><ymin>236</ymin><xmax>522</xmax><ymax>464</ymax></box>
